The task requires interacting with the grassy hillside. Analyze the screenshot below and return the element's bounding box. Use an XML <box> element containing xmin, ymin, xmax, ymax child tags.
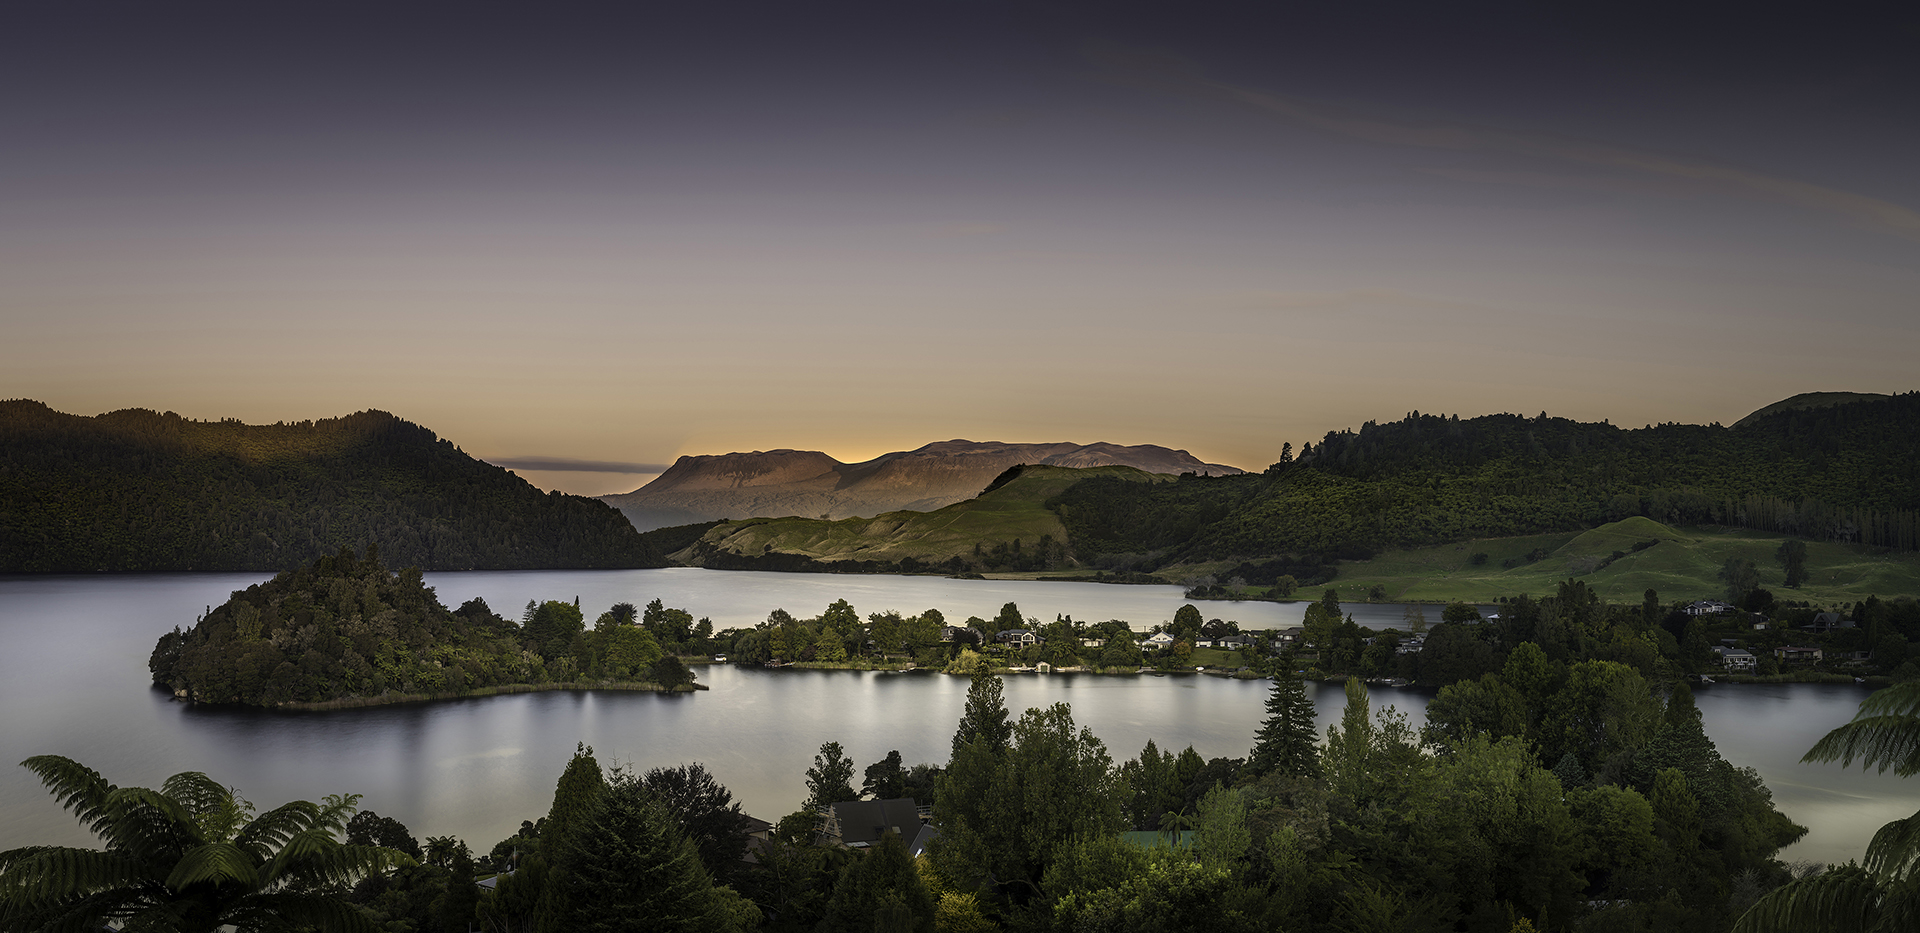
<box><xmin>679</xmin><ymin>464</ymin><xmax>1167</xmax><ymax>570</ymax></box>
<box><xmin>1318</xmin><ymin>520</ymin><xmax>1920</xmax><ymax>604</ymax></box>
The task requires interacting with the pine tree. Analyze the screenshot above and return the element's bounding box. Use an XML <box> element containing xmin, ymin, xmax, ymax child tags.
<box><xmin>950</xmin><ymin>663</ymin><xmax>1012</xmax><ymax>760</ymax></box>
<box><xmin>540</xmin><ymin>743</ymin><xmax>605</xmax><ymax>860</ymax></box>
<box><xmin>1247</xmin><ymin>651</ymin><xmax>1320</xmax><ymax>780</ymax></box>
<box><xmin>547</xmin><ymin>777</ymin><xmax>751</xmax><ymax>932</ymax></box>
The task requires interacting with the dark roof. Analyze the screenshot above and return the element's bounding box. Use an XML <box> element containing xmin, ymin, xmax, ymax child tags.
<box><xmin>826</xmin><ymin>798</ymin><xmax>923</xmax><ymax>847</ymax></box>
<box><xmin>907</xmin><ymin>822</ymin><xmax>942</xmax><ymax>859</ymax></box>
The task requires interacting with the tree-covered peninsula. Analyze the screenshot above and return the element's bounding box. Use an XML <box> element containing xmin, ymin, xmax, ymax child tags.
<box><xmin>149</xmin><ymin>547</ymin><xmax>696</xmax><ymax>707</ymax></box>
<box><xmin>0</xmin><ymin>400</ymin><xmax>665</xmax><ymax>572</ymax></box>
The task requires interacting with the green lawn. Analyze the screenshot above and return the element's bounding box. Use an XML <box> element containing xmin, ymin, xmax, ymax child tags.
<box><xmin>1323</xmin><ymin>519</ymin><xmax>1920</xmax><ymax>604</ymax></box>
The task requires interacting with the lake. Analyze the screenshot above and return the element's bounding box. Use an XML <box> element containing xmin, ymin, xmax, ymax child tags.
<box><xmin>0</xmin><ymin>568</ymin><xmax>1911</xmax><ymax>867</ymax></box>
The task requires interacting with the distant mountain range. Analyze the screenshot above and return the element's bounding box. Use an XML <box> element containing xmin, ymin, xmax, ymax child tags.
<box><xmin>0</xmin><ymin>401</ymin><xmax>664</xmax><ymax>572</ymax></box>
<box><xmin>599</xmin><ymin>440</ymin><xmax>1244</xmax><ymax>531</ymax></box>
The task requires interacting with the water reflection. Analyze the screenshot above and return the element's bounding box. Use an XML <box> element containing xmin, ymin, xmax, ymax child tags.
<box><xmin>0</xmin><ymin>571</ymin><xmax>1911</xmax><ymax>869</ymax></box>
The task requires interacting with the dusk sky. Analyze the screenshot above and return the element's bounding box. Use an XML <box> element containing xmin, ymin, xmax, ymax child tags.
<box><xmin>5</xmin><ymin>2</ymin><xmax>1917</xmax><ymax>495</ymax></box>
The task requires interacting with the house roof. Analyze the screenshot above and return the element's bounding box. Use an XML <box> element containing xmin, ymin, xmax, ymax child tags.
<box><xmin>825</xmin><ymin>798</ymin><xmax>923</xmax><ymax>847</ymax></box>
<box><xmin>907</xmin><ymin>822</ymin><xmax>941</xmax><ymax>859</ymax></box>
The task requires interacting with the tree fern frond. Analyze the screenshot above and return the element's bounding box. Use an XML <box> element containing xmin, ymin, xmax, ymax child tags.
<box><xmin>97</xmin><ymin>786</ymin><xmax>203</xmax><ymax>864</ymax></box>
<box><xmin>1732</xmin><ymin>863</ymin><xmax>1882</xmax><ymax>932</ymax></box>
<box><xmin>163</xmin><ymin>842</ymin><xmax>261</xmax><ymax>890</ymax></box>
<box><xmin>1804</xmin><ymin>683</ymin><xmax>1920</xmax><ymax>777</ymax></box>
<box><xmin>0</xmin><ymin>846</ymin><xmax>145</xmax><ymax>901</ymax></box>
<box><xmin>312</xmin><ymin>793</ymin><xmax>364</xmax><ymax>838</ymax></box>
<box><xmin>158</xmin><ymin>770</ymin><xmax>229</xmax><ymax>816</ymax></box>
<box><xmin>229</xmin><ymin>891</ymin><xmax>388</xmax><ymax>933</ymax></box>
<box><xmin>260</xmin><ymin>836</ymin><xmax>411</xmax><ymax>889</ymax></box>
<box><xmin>1866</xmin><ymin>808</ymin><xmax>1920</xmax><ymax>882</ymax></box>
<box><xmin>233</xmin><ymin>800</ymin><xmax>318</xmax><ymax>860</ymax></box>
<box><xmin>19</xmin><ymin>756</ymin><xmax>117</xmax><ymax>838</ymax></box>
<box><xmin>1857</xmin><ymin>682</ymin><xmax>1920</xmax><ymax>720</ymax></box>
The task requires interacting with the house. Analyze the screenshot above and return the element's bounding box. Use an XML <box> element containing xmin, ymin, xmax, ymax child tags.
<box><xmin>1775</xmin><ymin>646</ymin><xmax>1824</xmax><ymax>664</ymax></box>
<box><xmin>1687</xmin><ymin>600</ymin><xmax>1735</xmax><ymax>616</ymax></box>
<box><xmin>739</xmin><ymin>815</ymin><xmax>774</xmax><ymax>866</ymax></box>
<box><xmin>1274</xmin><ymin>627</ymin><xmax>1304</xmax><ymax>645</ymax></box>
<box><xmin>1080</xmin><ymin>637</ymin><xmax>1107</xmax><ymax>648</ymax></box>
<box><xmin>1395</xmin><ymin>636</ymin><xmax>1426</xmax><ymax>656</ymax></box>
<box><xmin>939</xmin><ymin>625</ymin><xmax>984</xmax><ymax>645</ymax></box>
<box><xmin>1714</xmin><ymin>646</ymin><xmax>1757</xmax><ymax>672</ymax></box>
<box><xmin>1802</xmin><ymin>613</ymin><xmax>1854</xmax><ymax>634</ymax></box>
<box><xmin>1145</xmin><ymin>632</ymin><xmax>1175</xmax><ymax>647</ymax></box>
<box><xmin>996</xmin><ymin>628</ymin><xmax>1042</xmax><ymax>647</ymax></box>
<box><xmin>1209</xmin><ymin>635</ymin><xmax>1253</xmax><ymax>650</ymax></box>
<box><xmin>818</xmin><ymin>798</ymin><xmax>926</xmax><ymax>849</ymax></box>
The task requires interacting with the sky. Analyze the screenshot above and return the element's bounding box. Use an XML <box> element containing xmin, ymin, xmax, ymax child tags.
<box><xmin>4</xmin><ymin>1</ymin><xmax>1917</xmax><ymax>495</ymax></box>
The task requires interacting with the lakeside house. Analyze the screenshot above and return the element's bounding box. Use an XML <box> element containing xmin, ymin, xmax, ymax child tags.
<box><xmin>1713</xmin><ymin>646</ymin><xmax>1757</xmax><ymax>672</ymax></box>
<box><xmin>1687</xmin><ymin>600</ymin><xmax>1735</xmax><ymax>616</ymax></box>
<box><xmin>939</xmin><ymin>625</ymin><xmax>986</xmax><ymax>645</ymax></box>
<box><xmin>1145</xmin><ymin>632</ymin><xmax>1175</xmax><ymax>648</ymax></box>
<box><xmin>817</xmin><ymin>798</ymin><xmax>926</xmax><ymax>849</ymax></box>
<box><xmin>996</xmin><ymin>628</ymin><xmax>1042</xmax><ymax>647</ymax></box>
<box><xmin>1775</xmin><ymin>646</ymin><xmax>1824</xmax><ymax>664</ymax></box>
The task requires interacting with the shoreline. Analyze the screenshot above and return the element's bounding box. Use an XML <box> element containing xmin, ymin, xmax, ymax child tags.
<box><xmin>178</xmin><ymin>680</ymin><xmax>708</xmax><ymax>712</ymax></box>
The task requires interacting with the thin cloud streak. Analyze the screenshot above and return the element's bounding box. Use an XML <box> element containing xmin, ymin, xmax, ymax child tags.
<box><xmin>486</xmin><ymin>457</ymin><xmax>669</xmax><ymax>474</ymax></box>
<box><xmin>1088</xmin><ymin>43</ymin><xmax>1920</xmax><ymax>243</ymax></box>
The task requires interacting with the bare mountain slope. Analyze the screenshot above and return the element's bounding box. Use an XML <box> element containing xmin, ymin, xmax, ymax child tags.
<box><xmin>601</xmin><ymin>439</ymin><xmax>1243</xmax><ymax>530</ymax></box>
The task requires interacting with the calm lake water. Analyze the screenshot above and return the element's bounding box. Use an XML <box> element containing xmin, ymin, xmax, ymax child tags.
<box><xmin>0</xmin><ymin>569</ymin><xmax>1912</xmax><ymax>867</ymax></box>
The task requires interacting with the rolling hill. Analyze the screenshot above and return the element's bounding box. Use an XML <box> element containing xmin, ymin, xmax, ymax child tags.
<box><xmin>600</xmin><ymin>439</ymin><xmax>1243</xmax><ymax>531</ymax></box>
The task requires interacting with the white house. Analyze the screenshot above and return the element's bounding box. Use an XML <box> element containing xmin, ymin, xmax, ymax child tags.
<box><xmin>1714</xmin><ymin>646</ymin><xmax>1757</xmax><ymax>672</ymax></box>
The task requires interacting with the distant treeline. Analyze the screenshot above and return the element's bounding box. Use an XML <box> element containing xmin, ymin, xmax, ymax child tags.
<box><xmin>1049</xmin><ymin>393</ymin><xmax>1920</xmax><ymax>567</ymax></box>
<box><xmin>0</xmin><ymin>400</ymin><xmax>665</xmax><ymax>572</ymax></box>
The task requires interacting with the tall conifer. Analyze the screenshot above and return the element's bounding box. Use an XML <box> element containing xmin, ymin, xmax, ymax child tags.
<box><xmin>1248</xmin><ymin>650</ymin><xmax>1320</xmax><ymax>780</ymax></box>
<box><xmin>950</xmin><ymin>664</ymin><xmax>1012</xmax><ymax>760</ymax></box>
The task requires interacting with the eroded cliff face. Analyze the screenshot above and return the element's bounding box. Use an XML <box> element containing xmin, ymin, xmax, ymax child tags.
<box><xmin>600</xmin><ymin>439</ymin><xmax>1242</xmax><ymax>530</ymax></box>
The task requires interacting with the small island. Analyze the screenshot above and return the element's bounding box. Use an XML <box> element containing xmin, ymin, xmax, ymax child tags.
<box><xmin>149</xmin><ymin>546</ymin><xmax>700</xmax><ymax>708</ymax></box>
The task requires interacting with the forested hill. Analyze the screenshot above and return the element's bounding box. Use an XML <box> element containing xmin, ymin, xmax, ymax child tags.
<box><xmin>1052</xmin><ymin>391</ymin><xmax>1920</xmax><ymax>566</ymax></box>
<box><xmin>0</xmin><ymin>400</ymin><xmax>666</xmax><ymax>572</ymax></box>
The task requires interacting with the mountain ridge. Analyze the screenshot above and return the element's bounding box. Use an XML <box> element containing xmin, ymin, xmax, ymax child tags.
<box><xmin>0</xmin><ymin>400</ymin><xmax>665</xmax><ymax>572</ymax></box>
<box><xmin>601</xmin><ymin>439</ymin><xmax>1243</xmax><ymax>530</ymax></box>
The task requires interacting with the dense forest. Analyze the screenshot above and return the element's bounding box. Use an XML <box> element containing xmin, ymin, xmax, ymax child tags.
<box><xmin>149</xmin><ymin>547</ymin><xmax>697</xmax><ymax>706</ymax></box>
<box><xmin>0</xmin><ymin>400</ymin><xmax>665</xmax><ymax>571</ymax></box>
<box><xmin>1051</xmin><ymin>392</ymin><xmax>1920</xmax><ymax>569</ymax></box>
